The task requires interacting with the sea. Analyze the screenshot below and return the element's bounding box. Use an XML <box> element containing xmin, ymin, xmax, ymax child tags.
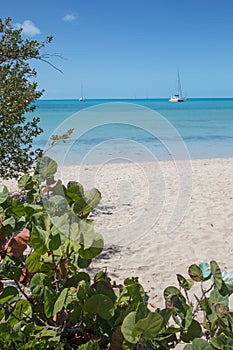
<box><xmin>30</xmin><ymin>98</ymin><xmax>233</xmax><ymax>166</ymax></box>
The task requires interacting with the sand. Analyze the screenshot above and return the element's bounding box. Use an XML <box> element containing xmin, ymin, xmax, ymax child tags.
<box><xmin>1</xmin><ymin>157</ymin><xmax>233</xmax><ymax>309</ymax></box>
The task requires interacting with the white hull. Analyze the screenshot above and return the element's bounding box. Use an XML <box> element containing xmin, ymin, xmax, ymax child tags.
<box><xmin>79</xmin><ymin>97</ymin><xmax>86</xmax><ymax>101</ymax></box>
<box><xmin>169</xmin><ymin>95</ymin><xmax>186</xmax><ymax>102</ymax></box>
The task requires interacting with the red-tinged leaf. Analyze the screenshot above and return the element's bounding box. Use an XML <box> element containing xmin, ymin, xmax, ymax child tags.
<box><xmin>53</xmin><ymin>309</ymin><xmax>68</xmax><ymax>325</ymax></box>
<box><xmin>7</xmin><ymin>228</ymin><xmax>30</xmax><ymax>257</ymax></box>
<box><xmin>42</xmin><ymin>186</ymin><xmax>50</xmax><ymax>195</ymax></box>
<box><xmin>0</xmin><ymin>280</ymin><xmax>3</xmax><ymax>292</ymax></box>
<box><xmin>57</xmin><ymin>259</ymin><xmax>68</xmax><ymax>279</ymax></box>
<box><xmin>19</xmin><ymin>267</ymin><xmax>30</xmax><ymax>286</ymax></box>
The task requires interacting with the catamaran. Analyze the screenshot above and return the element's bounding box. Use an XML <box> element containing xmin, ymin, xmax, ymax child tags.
<box><xmin>169</xmin><ymin>71</ymin><xmax>186</xmax><ymax>102</ymax></box>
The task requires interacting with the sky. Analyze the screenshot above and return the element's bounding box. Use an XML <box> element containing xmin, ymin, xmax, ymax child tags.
<box><xmin>1</xmin><ymin>0</ymin><xmax>233</xmax><ymax>99</ymax></box>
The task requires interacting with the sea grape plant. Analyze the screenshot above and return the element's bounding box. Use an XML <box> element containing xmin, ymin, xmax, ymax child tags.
<box><xmin>0</xmin><ymin>156</ymin><xmax>233</xmax><ymax>349</ymax></box>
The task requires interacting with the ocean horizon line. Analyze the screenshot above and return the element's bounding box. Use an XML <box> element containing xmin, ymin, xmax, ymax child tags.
<box><xmin>38</xmin><ymin>97</ymin><xmax>233</xmax><ymax>102</ymax></box>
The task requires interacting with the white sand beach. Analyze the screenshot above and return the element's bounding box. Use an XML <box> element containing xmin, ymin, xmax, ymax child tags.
<box><xmin>1</xmin><ymin>157</ymin><xmax>233</xmax><ymax>309</ymax></box>
<box><xmin>58</xmin><ymin>157</ymin><xmax>233</xmax><ymax>308</ymax></box>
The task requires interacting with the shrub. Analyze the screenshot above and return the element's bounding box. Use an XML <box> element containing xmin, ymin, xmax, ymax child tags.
<box><xmin>0</xmin><ymin>156</ymin><xmax>233</xmax><ymax>349</ymax></box>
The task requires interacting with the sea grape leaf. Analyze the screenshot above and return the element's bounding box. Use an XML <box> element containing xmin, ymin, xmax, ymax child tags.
<box><xmin>25</xmin><ymin>251</ymin><xmax>42</xmax><ymax>272</ymax></box>
<box><xmin>0</xmin><ymin>186</ymin><xmax>8</xmax><ymax>204</ymax></box>
<box><xmin>29</xmin><ymin>222</ymin><xmax>49</xmax><ymax>254</ymax></box>
<box><xmin>36</xmin><ymin>156</ymin><xmax>58</xmax><ymax>182</ymax></box>
<box><xmin>212</xmin><ymin>333</ymin><xmax>233</xmax><ymax>348</ymax></box>
<box><xmin>184</xmin><ymin>338</ymin><xmax>212</xmax><ymax>349</ymax></box>
<box><xmin>48</xmin><ymin>232</ymin><xmax>61</xmax><ymax>251</ymax></box>
<box><xmin>188</xmin><ymin>264</ymin><xmax>203</xmax><ymax>282</ymax></box>
<box><xmin>124</xmin><ymin>277</ymin><xmax>144</xmax><ymax>302</ymax></box>
<box><xmin>199</xmin><ymin>262</ymin><xmax>211</xmax><ymax>280</ymax></box>
<box><xmin>51</xmin><ymin>214</ymin><xmax>70</xmax><ymax>240</ymax></box>
<box><xmin>43</xmin><ymin>195</ymin><xmax>68</xmax><ymax>217</ymax></box>
<box><xmin>0</xmin><ymin>286</ymin><xmax>18</xmax><ymax>304</ymax></box>
<box><xmin>18</xmin><ymin>174</ymin><xmax>33</xmax><ymax>191</ymax></box>
<box><xmin>182</xmin><ymin>319</ymin><xmax>202</xmax><ymax>343</ymax></box>
<box><xmin>209</xmin><ymin>287</ymin><xmax>229</xmax><ymax>308</ymax></box>
<box><xmin>221</xmin><ymin>270</ymin><xmax>233</xmax><ymax>295</ymax></box>
<box><xmin>184</xmin><ymin>305</ymin><xmax>193</xmax><ymax>329</ymax></box>
<box><xmin>80</xmin><ymin>188</ymin><xmax>101</xmax><ymax>217</ymax></box>
<box><xmin>53</xmin><ymin>288</ymin><xmax>69</xmax><ymax>316</ymax></box>
<box><xmin>30</xmin><ymin>273</ymin><xmax>52</xmax><ymax>299</ymax></box>
<box><xmin>1</xmin><ymin>216</ymin><xmax>15</xmax><ymax>236</ymax></box>
<box><xmin>177</xmin><ymin>274</ymin><xmax>194</xmax><ymax>291</ymax></box>
<box><xmin>210</xmin><ymin>260</ymin><xmax>223</xmax><ymax>290</ymax></box>
<box><xmin>78</xmin><ymin>220</ymin><xmax>104</xmax><ymax>259</ymax></box>
<box><xmin>9</xmin><ymin>199</ymin><xmax>26</xmax><ymax>218</ymax></box>
<box><xmin>164</xmin><ymin>286</ymin><xmax>182</xmax><ymax>299</ymax></box>
<box><xmin>121</xmin><ymin>311</ymin><xmax>138</xmax><ymax>344</ymax></box>
<box><xmin>7</xmin><ymin>300</ymin><xmax>32</xmax><ymax>326</ymax></box>
<box><xmin>78</xmin><ymin>341</ymin><xmax>101</xmax><ymax>350</ymax></box>
<box><xmin>44</xmin><ymin>286</ymin><xmax>57</xmax><ymax>318</ymax></box>
<box><xmin>65</xmin><ymin>182</ymin><xmax>85</xmax><ymax>206</ymax></box>
<box><xmin>83</xmin><ymin>294</ymin><xmax>114</xmax><ymax>320</ymax></box>
<box><xmin>132</xmin><ymin>311</ymin><xmax>163</xmax><ymax>340</ymax></box>
<box><xmin>7</xmin><ymin>228</ymin><xmax>30</xmax><ymax>257</ymax></box>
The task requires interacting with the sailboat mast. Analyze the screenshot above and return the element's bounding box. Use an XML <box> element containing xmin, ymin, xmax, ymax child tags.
<box><xmin>177</xmin><ymin>70</ymin><xmax>183</xmax><ymax>97</ymax></box>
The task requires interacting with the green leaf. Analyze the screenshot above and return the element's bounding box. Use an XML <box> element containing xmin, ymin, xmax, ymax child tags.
<box><xmin>210</xmin><ymin>260</ymin><xmax>223</xmax><ymax>290</ymax></box>
<box><xmin>177</xmin><ymin>274</ymin><xmax>194</xmax><ymax>291</ymax></box>
<box><xmin>43</xmin><ymin>195</ymin><xmax>68</xmax><ymax>217</ymax></box>
<box><xmin>78</xmin><ymin>220</ymin><xmax>104</xmax><ymax>259</ymax></box>
<box><xmin>29</xmin><ymin>222</ymin><xmax>49</xmax><ymax>254</ymax></box>
<box><xmin>221</xmin><ymin>271</ymin><xmax>233</xmax><ymax>295</ymax></box>
<box><xmin>80</xmin><ymin>188</ymin><xmax>101</xmax><ymax>217</ymax></box>
<box><xmin>121</xmin><ymin>311</ymin><xmax>138</xmax><ymax>344</ymax></box>
<box><xmin>53</xmin><ymin>288</ymin><xmax>69</xmax><ymax>316</ymax></box>
<box><xmin>163</xmin><ymin>286</ymin><xmax>182</xmax><ymax>299</ymax></box>
<box><xmin>7</xmin><ymin>300</ymin><xmax>32</xmax><ymax>326</ymax></box>
<box><xmin>30</xmin><ymin>273</ymin><xmax>52</xmax><ymax>299</ymax></box>
<box><xmin>66</xmin><ymin>182</ymin><xmax>85</xmax><ymax>206</ymax></box>
<box><xmin>209</xmin><ymin>287</ymin><xmax>229</xmax><ymax>307</ymax></box>
<box><xmin>44</xmin><ymin>286</ymin><xmax>56</xmax><ymax>318</ymax></box>
<box><xmin>188</xmin><ymin>264</ymin><xmax>203</xmax><ymax>282</ymax></box>
<box><xmin>78</xmin><ymin>341</ymin><xmax>101</xmax><ymax>350</ymax></box>
<box><xmin>25</xmin><ymin>251</ymin><xmax>42</xmax><ymax>272</ymax></box>
<box><xmin>184</xmin><ymin>338</ymin><xmax>212</xmax><ymax>349</ymax></box>
<box><xmin>1</xmin><ymin>216</ymin><xmax>15</xmax><ymax>236</ymax></box>
<box><xmin>182</xmin><ymin>319</ymin><xmax>202</xmax><ymax>342</ymax></box>
<box><xmin>132</xmin><ymin>311</ymin><xmax>163</xmax><ymax>340</ymax></box>
<box><xmin>0</xmin><ymin>286</ymin><xmax>18</xmax><ymax>304</ymax></box>
<box><xmin>83</xmin><ymin>294</ymin><xmax>114</xmax><ymax>320</ymax></box>
<box><xmin>124</xmin><ymin>277</ymin><xmax>145</xmax><ymax>302</ymax></box>
<box><xmin>36</xmin><ymin>156</ymin><xmax>57</xmax><ymax>181</ymax></box>
<box><xmin>18</xmin><ymin>174</ymin><xmax>35</xmax><ymax>191</ymax></box>
<box><xmin>0</xmin><ymin>186</ymin><xmax>8</xmax><ymax>204</ymax></box>
<box><xmin>48</xmin><ymin>232</ymin><xmax>61</xmax><ymax>251</ymax></box>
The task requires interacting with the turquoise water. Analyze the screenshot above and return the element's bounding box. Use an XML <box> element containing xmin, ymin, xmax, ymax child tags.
<box><xmin>31</xmin><ymin>98</ymin><xmax>233</xmax><ymax>165</ymax></box>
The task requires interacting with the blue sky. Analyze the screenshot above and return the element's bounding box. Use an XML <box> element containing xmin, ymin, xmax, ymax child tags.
<box><xmin>2</xmin><ymin>0</ymin><xmax>233</xmax><ymax>99</ymax></box>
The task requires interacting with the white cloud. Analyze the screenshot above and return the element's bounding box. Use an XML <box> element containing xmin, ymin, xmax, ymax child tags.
<box><xmin>63</xmin><ymin>14</ymin><xmax>76</xmax><ymax>22</ymax></box>
<box><xmin>15</xmin><ymin>20</ymin><xmax>40</xmax><ymax>37</ymax></box>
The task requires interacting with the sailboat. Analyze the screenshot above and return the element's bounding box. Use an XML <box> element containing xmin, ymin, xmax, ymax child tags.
<box><xmin>169</xmin><ymin>71</ymin><xmax>186</xmax><ymax>102</ymax></box>
<box><xmin>79</xmin><ymin>84</ymin><xmax>87</xmax><ymax>101</ymax></box>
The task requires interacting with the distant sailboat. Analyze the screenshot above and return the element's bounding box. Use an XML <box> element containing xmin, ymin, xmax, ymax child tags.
<box><xmin>169</xmin><ymin>71</ymin><xmax>186</xmax><ymax>102</ymax></box>
<box><xmin>79</xmin><ymin>84</ymin><xmax>87</xmax><ymax>101</ymax></box>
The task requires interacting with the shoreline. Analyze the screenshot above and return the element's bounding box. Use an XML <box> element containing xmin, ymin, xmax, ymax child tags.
<box><xmin>1</xmin><ymin>157</ymin><xmax>233</xmax><ymax>307</ymax></box>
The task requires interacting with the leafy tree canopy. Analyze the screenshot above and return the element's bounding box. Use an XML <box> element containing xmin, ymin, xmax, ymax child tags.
<box><xmin>0</xmin><ymin>17</ymin><xmax>53</xmax><ymax>179</ymax></box>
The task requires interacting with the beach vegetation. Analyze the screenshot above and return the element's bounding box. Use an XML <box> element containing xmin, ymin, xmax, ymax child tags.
<box><xmin>0</xmin><ymin>17</ymin><xmax>54</xmax><ymax>179</ymax></box>
<box><xmin>0</xmin><ymin>156</ymin><xmax>233</xmax><ymax>349</ymax></box>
